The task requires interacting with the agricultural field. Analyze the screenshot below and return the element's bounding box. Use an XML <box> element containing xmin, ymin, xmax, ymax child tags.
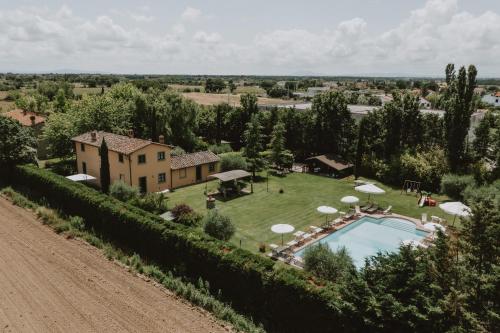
<box><xmin>168</xmin><ymin>172</ymin><xmax>454</xmax><ymax>252</ymax></box>
<box><xmin>182</xmin><ymin>92</ymin><xmax>293</xmax><ymax>107</ymax></box>
<box><xmin>168</xmin><ymin>84</ymin><xmax>204</xmax><ymax>92</ymax></box>
<box><xmin>234</xmin><ymin>85</ymin><xmax>266</xmax><ymax>95</ymax></box>
<box><xmin>0</xmin><ymin>196</ymin><xmax>230</xmax><ymax>332</ymax></box>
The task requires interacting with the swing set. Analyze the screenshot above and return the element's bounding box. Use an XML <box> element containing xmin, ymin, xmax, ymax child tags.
<box><xmin>401</xmin><ymin>180</ymin><xmax>421</xmax><ymax>196</ymax></box>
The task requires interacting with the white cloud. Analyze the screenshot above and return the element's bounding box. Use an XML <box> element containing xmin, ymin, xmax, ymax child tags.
<box><xmin>181</xmin><ymin>7</ymin><xmax>202</xmax><ymax>22</ymax></box>
<box><xmin>0</xmin><ymin>1</ymin><xmax>499</xmax><ymax>75</ymax></box>
<box><xmin>193</xmin><ymin>31</ymin><xmax>222</xmax><ymax>44</ymax></box>
<box><xmin>130</xmin><ymin>14</ymin><xmax>155</xmax><ymax>23</ymax></box>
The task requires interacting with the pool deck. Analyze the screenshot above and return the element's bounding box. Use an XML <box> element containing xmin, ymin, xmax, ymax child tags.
<box><xmin>269</xmin><ymin>211</ymin><xmax>433</xmax><ymax>268</ymax></box>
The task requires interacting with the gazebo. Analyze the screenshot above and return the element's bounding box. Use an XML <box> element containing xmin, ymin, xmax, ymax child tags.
<box><xmin>206</xmin><ymin>169</ymin><xmax>252</xmax><ymax>198</ymax></box>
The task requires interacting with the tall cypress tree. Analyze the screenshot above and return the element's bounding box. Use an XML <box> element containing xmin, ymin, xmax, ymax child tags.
<box><xmin>444</xmin><ymin>64</ymin><xmax>477</xmax><ymax>171</ymax></box>
<box><xmin>354</xmin><ymin>118</ymin><xmax>367</xmax><ymax>179</ymax></box>
<box><xmin>99</xmin><ymin>138</ymin><xmax>111</xmax><ymax>193</ymax></box>
<box><xmin>244</xmin><ymin>114</ymin><xmax>265</xmax><ymax>177</ymax></box>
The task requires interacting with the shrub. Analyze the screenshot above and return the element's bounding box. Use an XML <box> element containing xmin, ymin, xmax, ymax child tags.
<box><xmin>45</xmin><ymin>158</ymin><xmax>77</xmax><ymax>176</ymax></box>
<box><xmin>109</xmin><ymin>180</ymin><xmax>140</xmax><ymax>202</ymax></box>
<box><xmin>172</xmin><ymin>204</ymin><xmax>202</xmax><ymax>227</ymax></box>
<box><xmin>220</xmin><ymin>152</ymin><xmax>247</xmax><ymax>171</ymax></box>
<box><xmin>304</xmin><ymin>244</ymin><xmax>356</xmax><ymax>282</ymax></box>
<box><xmin>441</xmin><ymin>174</ymin><xmax>475</xmax><ymax>200</ymax></box>
<box><xmin>131</xmin><ymin>192</ymin><xmax>168</xmax><ymax>214</ymax></box>
<box><xmin>170</xmin><ymin>146</ymin><xmax>186</xmax><ymax>157</ymax></box>
<box><xmin>177</xmin><ymin>211</ymin><xmax>202</xmax><ymax>227</ymax></box>
<box><xmin>171</xmin><ymin>203</ymin><xmax>194</xmax><ymax>218</ymax></box>
<box><xmin>203</xmin><ymin>210</ymin><xmax>235</xmax><ymax>241</ymax></box>
<box><xmin>208</xmin><ymin>143</ymin><xmax>233</xmax><ymax>154</ymax></box>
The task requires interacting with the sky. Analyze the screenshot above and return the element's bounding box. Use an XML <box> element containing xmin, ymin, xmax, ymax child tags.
<box><xmin>1</xmin><ymin>0</ymin><xmax>499</xmax><ymax>76</ymax></box>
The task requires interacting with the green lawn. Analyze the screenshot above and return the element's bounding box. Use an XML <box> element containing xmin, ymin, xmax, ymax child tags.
<box><xmin>168</xmin><ymin>172</ymin><xmax>454</xmax><ymax>252</ymax></box>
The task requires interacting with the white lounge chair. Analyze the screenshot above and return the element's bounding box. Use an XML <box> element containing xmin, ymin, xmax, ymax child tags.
<box><xmin>355</xmin><ymin>205</ymin><xmax>361</xmax><ymax>215</ymax></box>
<box><xmin>286</xmin><ymin>240</ymin><xmax>298</xmax><ymax>248</ymax></box>
<box><xmin>421</xmin><ymin>213</ymin><xmax>427</xmax><ymax>224</ymax></box>
<box><xmin>383</xmin><ymin>205</ymin><xmax>392</xmax><ymax>215</ymax></box>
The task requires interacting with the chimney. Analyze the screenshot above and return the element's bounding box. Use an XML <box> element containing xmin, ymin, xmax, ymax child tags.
<box><xmin>127</xmin><ymin>129</ymin><xmax>134</xmax><ymax>138</ymax></box>
<box><xmin>158</xmin><ymin>135</ymin><xmax>165</xmax><ymax>144</ymax></box>
<box><xmin>22</xmin><ymin>109</ymin><xmax>27</xmax><ymax>116</ymax></box>
<box><xmin>90</xmin><ymin>131</ymin><xmax>97</xmax><ymax>142</ymax></box>
<box><xmin>30</xmin><ymin>115</ymin><xmax>36</xmax><ymax>126</ymax></box>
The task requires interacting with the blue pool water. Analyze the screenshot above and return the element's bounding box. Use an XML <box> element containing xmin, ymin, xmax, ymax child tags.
<box><xmin>295</xmin><ymin>216</ymin><xmax>428</xmax><ymax>268</ymax></box>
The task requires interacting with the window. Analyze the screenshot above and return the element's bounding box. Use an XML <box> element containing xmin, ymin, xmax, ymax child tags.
<box><xmin>138</xmin><ymin>154</ymin><xmax>146</xmax><ymax>164</ymax></box>
<box><xmin>82</xmin><ymin>162</ymin><xmax>87</xmax><ymax>174</ymax></box>
<box><xmin>158</xmin><ymin>172</ymin><xmax>166</xmax><ymax>183</ymax></box>
<box><xmin>157</xmin><ymin>151</ymin><xmax>165</xmax><ymax>161</ymax></box>
<box><xmin>209</xmin><ymin>162</ymin><xmax>216</xmax><ymax>172</ymax></box>
<box><xmin>119</xmin><ymin>173</ymin><xmax>125</xmax><ymax>180</ymax></box>
<box><xmin>80</xmin><ymin>143</ymin><xmax>85</xmax><ymax>152</ymax></box>
<box><xmin>180</xmin><ymin>168</ymin><xmax>187</xmax><ymax>178</ymax></box>
<box><xmin>118</xmin><ymin>153</ymin><xmax>124</xmax><ymax>163</ymax></box>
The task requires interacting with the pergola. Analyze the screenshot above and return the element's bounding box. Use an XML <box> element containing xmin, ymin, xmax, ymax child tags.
<box><xmin>206</xmin><ymin>170</ymin><xmax>252</xmax><ymax>198</ymax></box>
<box><xmin>208</xmin><ymin>170</ymin><xmax>251</xmax><ymax>182</ymax></box>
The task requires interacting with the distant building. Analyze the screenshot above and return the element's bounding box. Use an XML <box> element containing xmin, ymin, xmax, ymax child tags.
<box><xmin>305</xmin><ymin>87</ymin><xmax>330</xmax><ymax>98</ymax></box>
<box><xmin>72</xmin><ymin>131</ymin><xmax>220</xmax><ymax>193</ymax></box>
<box><xmin>481</xmin><ymin>92</ymin><xmax>500</xmax><ymax>107</ymax></box>
<box><xmin>419</xmin><ymin>97</ymin><xmax>431</xmax><ymax>109</ymax></box>
<box><xmin>2</xmin><ymin>109</ymin><xmax>48</xmax><ymax>159</ymax></box>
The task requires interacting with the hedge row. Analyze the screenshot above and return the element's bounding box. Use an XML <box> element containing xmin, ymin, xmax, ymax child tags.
<box><xmin>8</xmin><ymin>165</ymin><xmax>357</xmax><ymax>332</ymax></box>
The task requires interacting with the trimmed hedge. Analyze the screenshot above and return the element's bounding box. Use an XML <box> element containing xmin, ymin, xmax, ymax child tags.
<box><xmin>8</xmin><ymin>165</ymin><xmax>357</xmax><ymax>332</ymax></box>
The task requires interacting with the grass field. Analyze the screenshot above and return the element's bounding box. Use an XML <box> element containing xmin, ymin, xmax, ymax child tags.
<box><xmin>73</xmin><ymin>87</ymin><xmax>108</xmax><ymax>95</ymax></box>
<box><xmin>168</xmin><ymin>172</ymin><xmax>454</xmax><ymax>252</ymax></box>
<box><xmin>182</xmin><ymin>92</ymin><xmax>293</xmax><ymax>107</ymax></box>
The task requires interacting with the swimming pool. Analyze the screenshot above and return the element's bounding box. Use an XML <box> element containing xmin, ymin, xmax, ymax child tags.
<box><xmin>295</xmin><ymin>216</ymin><xmax>429</xmax><ymax>268</ymax></box>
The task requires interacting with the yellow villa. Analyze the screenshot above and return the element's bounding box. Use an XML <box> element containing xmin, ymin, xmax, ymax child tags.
<box><xmin>72</xmin><ymin>131</ymin><xmax>220</xmax><ymax>193</ymax></box>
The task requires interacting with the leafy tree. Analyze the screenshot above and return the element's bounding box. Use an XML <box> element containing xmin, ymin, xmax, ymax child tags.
<box><xmin>220</xmin><ymin>152</ymin><xmax>247</xmax><ymax>171</ymax></box>
<box><xmin>440</xmin><ymin>173</ymin><xmax>475</xmax><ymax>200</ymax></box>
<box><xmin>472</xmin><ymin>112</ymin><xmax>494</xmax><ymax>160</ymax></box>
<box><xmin>304</xmin><ymin>244</ymin><xmax>356</xmax><ymax>282</ymax></box>
<box><xmin>228</xmin><ymin>80</ymin><xmax>236</xmax><ymax>93</ymax></box>
<box><xmin>267</xmin><ymin>86</ymin><xmax>288</xmax><ymax>98</ymax></box>
<box><xmin>461</xmin><ymin>198</ymin><xmax>500</xmax><ymax>330</ymax></box>
<box><xmin>109</xmin><ymin>180</ymin><xmax>139</xmax><ymax>202</ymax></box>
<box><xmin>312</xmin><ymin>91</ymin><xmax>356</xmax><ymax>160</ymax></box>
<box><xmin>203</xmin><ymin>210</ymin><xmax>235</xmax><ymax>241</ymax></box>
<box><xmin>54</xmin><ymin>88</ymin><xmax>68</xmax><ymax>113</ymax></box>
<box><xmin>243</xmin><ymin>114</ymin><xmax>265</xmax><ymax>177</ymax></box>
<box><xmin>42</xmin><ymin>112</ymin><xmax>77</xmax><ymax>157</ymax></box>
<box><xmin>0</xmin><ymin>116</ymin><xmax>36</xmax><ymax>168</ymax></box>
<box><xmin>443</xmin><ymin>64</ymin><xmax>477</xmax><ymax>171</ymax></box>
<box><xmin>269</xmin><ymin>121</ymin><xmax>287</xmax><ymax>169</ymax></box>
<box><xmin>205</xmin><ymin>78</ymin><xmax>226</xmax><ymax>93</ymax></box>
<box><xmin>99</xmin><ymin>138</ymin><xmax>110</xmax><ymax>193</ymax></box>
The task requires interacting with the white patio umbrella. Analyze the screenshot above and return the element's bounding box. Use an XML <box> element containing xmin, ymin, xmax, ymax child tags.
<box><xmin>340</xmin><ymin>196</ymin><xmax>359</xmax><ymax>209</ymax></box>
<box><xmin>271</xmin><ymin>224</ymin><xmax>295</xmax><ymax>245</ymax></box>
<box><xmin>317</xmin><ymin>206</ymin><xmax>338</xmax><ymax>225</ymax></box>
<box><xmin>66</xmin><ymin>174</ymin><xmax>96</xmax><ymax>182</ymax></box>
<box><xmin>439</xmin><ymin>201</ymin><xmax>471</xmax><ymax>225</ymax></box>
<box><xmin>355</xmin><ymin>184</ymin><xmax>385</xmax><ymax>202</ymax></box>
<box><xmin>423</xmin><ymin>222</ymin><xmax>446</xmax><ymax>233</ymax></box>
<box><xmin>340</xmin><ymin>196</ymin><xmax>359</xmax><ymax>204</ymax></box>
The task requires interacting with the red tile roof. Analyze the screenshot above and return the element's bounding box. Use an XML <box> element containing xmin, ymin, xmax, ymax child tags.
<box><xmin>171</xmin><ymin>151</ymin><xmax>220</xmax><ymax>170</ymax></box>
<box><xmin>3</xmin><ymin>109</ymin><xmax>45</xmax><ymax>127</ymax></box>
<box><xmin>72</xmin><ymin>131</ymin><xmax>172</xmax><ymax>155</ymax></box>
